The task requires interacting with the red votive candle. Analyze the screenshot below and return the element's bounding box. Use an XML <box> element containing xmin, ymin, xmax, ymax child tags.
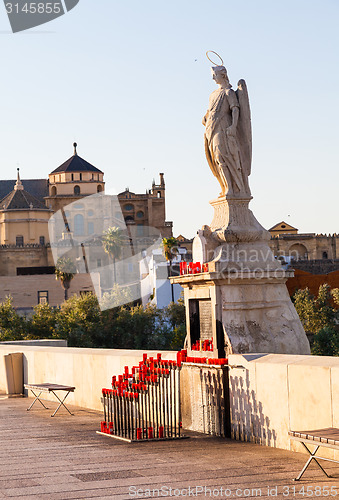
<box><xmin>159</xmin><ymin>426</ymin><xmax>164</xmax><ymax>438</ymax></box>
<box><xmin>148</xmin><ymin>427</ymin><xmax>153</xmax><ymax>439</ymax></box>
<box><xmin>137</xmin><ymin>428</ymin><xmax>142</xmax><ymax>440</ymax></box>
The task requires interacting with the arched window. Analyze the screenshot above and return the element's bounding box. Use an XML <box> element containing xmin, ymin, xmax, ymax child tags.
<box><xmin>323</xmin><ymin>251</ymin><xmax>328</xmax><ymax>259</ymax></box>
<box><xmin>74</xmin><ymin>185</ymin><xmax>80</xmax><ymax>195</ymax></box>
<box><xmin>289</xmin><ymin>243</ymin><xmax>308</xmax><ymax>261</ymax></box>
<box><xmin>51</xmin><ymin>186</ymin><xmax>57</xmax><ymax>196</ymax></box>
<box><xmin>79</xmin><ymin>173</ymin><xmax>82</xmax><ymax>181</ymax></box>
<box><xmin>74</xmin><ymin>214</ymin><xmax>84</xmax><ymax>236</ymax></box>
<box><xmin>97</xmin><ymin>185</ymin><xmax>103</xmax><ymax>193</ymax></box>
<box><xmin>124</xmin><ymin>204</ymin><xmax>134</xmax><ymax>211</ymax></box>
<box><xmin>137</xmin><ymin>211</ymin><xmax>144</xmax><ymax>219</ymax></box>
<box><xmin>125</xmin><ymin>216</ymin><xmax>134</xmax><ymax>223</ymax></box>
<box><xmin>157</xmin><ymin>191</ymin><xmax>161</xmax><ymax>198</ymax></box>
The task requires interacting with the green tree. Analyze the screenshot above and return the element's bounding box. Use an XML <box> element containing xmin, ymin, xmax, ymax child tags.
<box><xmin>55</xmin><ymin>293</ymin><xmax>103</xmax><ymax>347</ymax></box>
<box><xmin>332</xmin><ymin>288</ymin><xmax>339</xmax><ymax>307</ymax></box>
<box><xmin>311</xmin><ymin>326</ymin><xmax>339</xmax><ymax>357</ymax></box>
<box><xmin>162</xmin><ymin>237</ymin><xmax>178</xmax><ymax>302</ymax></box>
<box><xmin>0</xmin><ymin>291</ymin><xmax>186</xmax><ymax>350</ymax></box>
<box><xmin>293</xmin><ymin>284</ymin><xmax>338</xmax><ymax>335</ymax></box>
<box><xmin>293</xmin><ymin>284</ymin><xmax>339</xmax><ymax>356</ymax></box>
<box><xmin>26</xmin><ymin>303</ymin><xmax>58</xmax><ymax>340</ymax></box>
<box><xmin>163</xmin><ymin>293</ymin><xmax>186</xmax><ymax>349</ymax></box>
<box><xmin>55</xmin><ymin>256</ymin><xmax>77</xmax><ymax>301</ymax></box>
<box><xmin>0</xmin><ymin>296</ymin><xmax>26</xmax><ymax>341</ymax></box>
<box><xmin>102</xmin><ymin>226</ymin><xmax>124</xmax><ymax>283</ymax></box>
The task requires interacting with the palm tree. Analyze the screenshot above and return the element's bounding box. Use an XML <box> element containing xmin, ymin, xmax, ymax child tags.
<box><xmin>102</xmin><ymin>226</ymin><xmax>124</xmax><ymax>283</ymax></box>
<box><xmin>162</xmin><ymin>237</ymin><xmax>178</xmax><ymax>303</ymax></box>
<box><xmin>55</xmin><ymin>257</ymin><xmax>77</xmax><ymax>301</ymax></box>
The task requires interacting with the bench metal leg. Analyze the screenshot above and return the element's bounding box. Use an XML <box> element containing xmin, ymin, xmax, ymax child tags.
<box><xmin>294</xmin><ymin>443</ymin><xmax>332</xmax><ymax>481</ymax></box>
<box><xmin>26</xmin><ymin>391</ymin><xmax>49</xmax><ymax>411</ymax></box>
<box><xmin>50</xmin><ymin>390</ymin><xmax>74</xmax><ymax>417</ymax></box>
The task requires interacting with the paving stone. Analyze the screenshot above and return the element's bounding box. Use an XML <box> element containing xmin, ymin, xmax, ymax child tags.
<box><xmin>1</xmin><ymin>398</ymin><xmax>339</xmax><ymax>499</ymax></box>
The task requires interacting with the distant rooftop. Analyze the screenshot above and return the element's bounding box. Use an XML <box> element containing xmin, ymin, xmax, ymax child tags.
<box><xmin>0</xmin><ymin>170</ymin><xmax>49</xmax><ymax>210</ymax></box>
<box><xmin>0</xmin><ymin>179</ymin><xmax>48</xmax><ymax>202</ymax></box>
<box><xmin>51</xmin><ymin>143</ymin><xmax>103</xmax><ymax>174</ymax></box>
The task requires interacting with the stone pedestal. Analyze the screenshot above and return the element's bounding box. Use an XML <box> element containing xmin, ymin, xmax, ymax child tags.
<box><xmin>209</xmin><ymin>195</ymin><xmax>270</xmax><ymax>243</ymax></box>
<box><xmin>172</xmin><ymin>269</ymin><xmax>310</xmax><ymax>356</ymax></box>
<box><xmin>173</xmin><ymin>195</ymin><xmax>310</xmax><ymax>356</ymax></box>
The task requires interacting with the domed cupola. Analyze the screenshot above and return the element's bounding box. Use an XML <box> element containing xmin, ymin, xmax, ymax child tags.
<box><xmin>46</xmin><ymin>143</ymin><xmax>105</xmax><ymax>212</ymax></box>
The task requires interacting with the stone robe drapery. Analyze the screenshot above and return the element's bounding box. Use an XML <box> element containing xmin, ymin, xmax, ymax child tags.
<box><xmin>204</xmin><ymin>85</ymin><xmax>251</xmax><ymax>197</ymax></box>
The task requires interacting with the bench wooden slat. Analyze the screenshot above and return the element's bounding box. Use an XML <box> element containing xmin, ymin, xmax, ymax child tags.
<box><xmin>24</xmin><ymin>383</ymin><xmax>75</xmax><ymax>392</ymax></box>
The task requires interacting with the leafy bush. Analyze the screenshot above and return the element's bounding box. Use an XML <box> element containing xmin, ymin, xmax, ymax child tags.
<box><xmin>311</xmin><ymin>326</ymin><xmax>339</xmax><ymax>357</ymax></box>
<box><xmin>26</xmin><ymin>303</ymin><xmax>57</xmax><ymax>340</ymax></box>
<box><xmin>0</xmin><ymin>293</ymin><xmax>186</xmax><ymax>351</ymax></box>
<box><xmin>0</xmin><ymin>297</ymin><xmax>26</xmax><ymax>341</ymax></box>
<box><xmin>293</xmin><ymin>284</ymin><xmax>339</xmax><ymax>356</ymax></box>
<box><xmin>56</xmin><ymin>293</ymin><xmax>104</xmax><ymax>347</ymax></box>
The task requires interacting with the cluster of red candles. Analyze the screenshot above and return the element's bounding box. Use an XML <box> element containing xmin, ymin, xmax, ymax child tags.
<box><xmin>100</xmin><ymin>352</ymin><xmax>183</xmax><ymax>441</ymax></box>
<box><xmin>185</xmin><ymin>357</ymin><xmax>228</xmax><ymax>365</ymax></box>
<box><xmin>191</xmin><ymin>339</ymin><xmax>213</xmax><ymax>351</ymax></box>
<box><xmin>100</xmin><ymin>349</ymin><xmax>228</xmax><ymax>441</ymax></box>
<box><xmin>179</xmin><ymin>262</ymin><xmax>209</xmax><ymax>275</ymax></box>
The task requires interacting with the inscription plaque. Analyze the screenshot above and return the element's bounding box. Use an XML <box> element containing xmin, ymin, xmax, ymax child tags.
<box><xmin>199</xmin><ymin>299</ymin><xmax>212</xmax><ymax>341</ymax></box>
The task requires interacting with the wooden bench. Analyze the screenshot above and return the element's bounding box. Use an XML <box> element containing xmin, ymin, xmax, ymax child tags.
<box><xmin>24</xmin><ymin>383</ymin><xmax>75</xmax><ymax>417</ymax></box>
<box><xmin>289</xmin><ymin>428</ymin><xmax>339</xmax><ymax>481</ymax></box>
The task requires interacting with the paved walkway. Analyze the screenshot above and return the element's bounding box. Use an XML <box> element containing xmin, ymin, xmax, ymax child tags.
<box><xmin>0</xmin><ymin>397</ymin><xmax>339</xmax><ymax>499</ymax></box>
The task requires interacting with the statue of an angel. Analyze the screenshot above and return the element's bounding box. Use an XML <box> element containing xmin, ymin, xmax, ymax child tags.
<box><xmin>203</xmin><ymin>65</ymin><xmax>252</xmax><ymax>197</ymax></box>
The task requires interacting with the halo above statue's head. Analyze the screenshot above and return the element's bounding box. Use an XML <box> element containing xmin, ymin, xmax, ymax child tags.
<box><xmin>206</xmin><ymin>50</ymin><xmax>224</xmax><ymax>66</ymax></box>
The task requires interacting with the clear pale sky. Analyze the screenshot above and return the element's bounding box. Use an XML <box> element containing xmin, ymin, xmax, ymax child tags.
<box><xmin>1</xmin><ymin>0</ymin><xmax>338</xmax><ymax>238</ymax></box>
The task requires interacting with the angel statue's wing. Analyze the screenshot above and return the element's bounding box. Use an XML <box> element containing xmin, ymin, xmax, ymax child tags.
<box><xmin>236</xmin><ymin>79</ymin><xmax>252</xmax><ymax>177</ymax></box>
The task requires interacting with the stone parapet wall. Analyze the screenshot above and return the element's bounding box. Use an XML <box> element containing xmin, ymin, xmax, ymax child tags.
<box><xmin>228</xmin><ymin>353</ymin><xmax>339</xmax><ymax>456</ymax></box>
<box><xmin>0</xmin><ymin>344</ymin><xmax>177</xmax><ymax>409</ymax></box>
<box><xmin>3</xmin><ymin>344</ymin><xmax>338</xmax><ymax>456</ymax></box>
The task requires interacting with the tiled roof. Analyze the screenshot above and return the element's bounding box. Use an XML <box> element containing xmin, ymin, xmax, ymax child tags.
<box><xmin>51</xmin><ymin>154</ymin><xmax>103</xmax><ymax>174</ymax></box>
<box><xmin>0</xmin><ymin>179</ymin><xmax>48</xmax><ymax>202</ymax></box>
<box><xmin>0</xmin><ymin>189</ymin><xmax>49</xmax><ymax>210</ymax></box>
